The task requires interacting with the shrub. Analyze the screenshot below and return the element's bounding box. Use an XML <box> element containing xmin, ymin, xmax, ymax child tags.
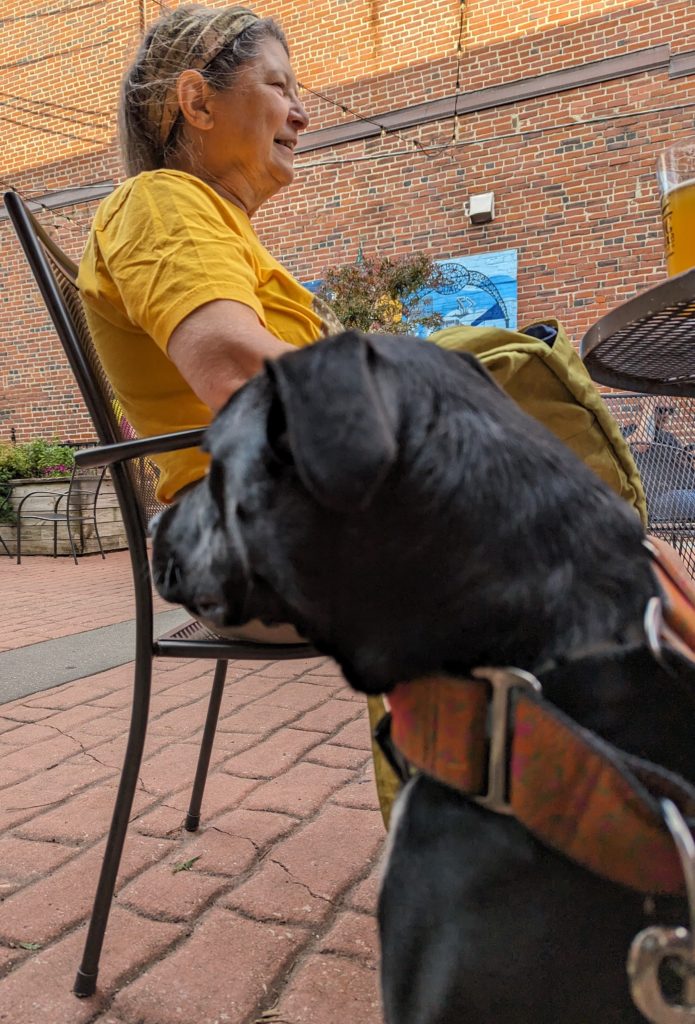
<box><xmin>0</xmin><ymin>439</ymin><xmax>75</xmax><ymax>486</ymax></box>
<box><xmin>315</xmin><ymin>252</ymin><xmax>446</xmax><ymax>335</ymax></box>
<box><xmin>0</xmin><ymin>440</ymin><xmax>76</xmax><ymax>525</ymax></box>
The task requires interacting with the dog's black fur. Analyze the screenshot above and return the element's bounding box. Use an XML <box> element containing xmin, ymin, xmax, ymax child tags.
<box><xmin>152</xmin><ymin>331</ymin><xmax>695</xmax><ymax>1023</ymax></box>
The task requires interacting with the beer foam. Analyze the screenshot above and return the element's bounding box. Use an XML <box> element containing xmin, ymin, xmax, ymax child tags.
<box><xmin>667</xmin><ymin>176</ymin><xmax>695</xmax><ymax>195</ymax></box>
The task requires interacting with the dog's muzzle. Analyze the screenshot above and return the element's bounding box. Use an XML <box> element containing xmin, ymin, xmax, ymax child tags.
<box><xmin>151</xmin><ymin>496</ymin><xmax>254</xmax><ymax>628</ymax></box>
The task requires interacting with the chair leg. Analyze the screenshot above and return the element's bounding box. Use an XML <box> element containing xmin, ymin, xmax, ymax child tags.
<box><xmin>93</xmin><ymin>516</ymin><xmax>106</xmax><ymax>560</ymax></box>
<box><xmin>15</xmin><ymin>516</ymin><xmax>21</xmax><ymax>565</ymax></box>
<box><xmin>73</xmin><ymin>651</ymin><xmax>153</xmax><ymax>998</ymax></box>
<box><xmin>66</xmin><ymin>516</ymin><xmax>79</xmax><ymax>565</ymax></box>
<box><xmin>185</xmin><ymin>659</ymin><xmax>228</xmax><ymax>832</ymax></box>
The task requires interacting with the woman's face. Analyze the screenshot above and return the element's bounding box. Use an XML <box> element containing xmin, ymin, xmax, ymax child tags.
<box><xmin>198</xmin><ymin>37</ymin><xmax>309</xmax><ymax>213</ymax></box>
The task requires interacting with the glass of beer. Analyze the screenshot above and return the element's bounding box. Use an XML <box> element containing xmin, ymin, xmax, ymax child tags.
<box><xmin>657</xmin><ymin>138</ymin><xmax>695</xmax><ymax>276</ymax></box>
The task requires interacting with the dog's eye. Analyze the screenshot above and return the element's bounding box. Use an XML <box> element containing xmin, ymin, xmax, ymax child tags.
<box><xmin>237</xmin><ymin>503</ymin><xmax>249</xmax><ymax>523</ymax></box>
<box><xmin>208</xmin><ymin>460</ymin><xmax>226</xmax><ymax>517</ymax></box>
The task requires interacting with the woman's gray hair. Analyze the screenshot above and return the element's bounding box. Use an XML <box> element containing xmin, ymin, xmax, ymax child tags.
<box><xmin>119</xmin><ymin>4</ymin><xmax>289</xmax><ymax>177</ymax></box>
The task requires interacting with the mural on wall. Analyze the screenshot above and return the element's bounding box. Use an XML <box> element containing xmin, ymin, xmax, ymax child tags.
<box><xmin>416</xmin><ymin>249</ymin><xmax>518</xmax><ymax>336</ymax></box>
<box><xmin>305</xmin><ymin>248</ymin><xmax>518</xmax><ymax>336</ymax></box>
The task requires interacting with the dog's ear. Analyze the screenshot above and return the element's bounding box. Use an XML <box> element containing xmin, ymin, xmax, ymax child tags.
<box><xmin>451</xmin><ymin>349</ymin><xmax>505</xmax><ymax>390</ymax></box>
<box><xmin>265</xmin><ymin>331</ymin><xmax>398</xmax><ymax>512</ymax></box>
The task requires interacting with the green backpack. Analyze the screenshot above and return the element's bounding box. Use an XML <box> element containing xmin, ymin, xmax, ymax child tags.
<box><xmin>430</xmin><ymin>319</ymin><xmax>647</xmax><ymax>527</ymax></box>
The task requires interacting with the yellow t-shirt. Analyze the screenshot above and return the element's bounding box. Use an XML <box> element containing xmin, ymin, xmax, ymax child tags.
<box><xmin>77</xmin><ymin>169</ymin><xmax>335</xmax><ymax>502</ymax></box>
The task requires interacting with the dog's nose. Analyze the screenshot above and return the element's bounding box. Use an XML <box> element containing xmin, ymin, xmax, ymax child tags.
<box><xmin>193</xmin><ymin>595</ymin><xmax>226</xmax><ymax>619</ymax></box>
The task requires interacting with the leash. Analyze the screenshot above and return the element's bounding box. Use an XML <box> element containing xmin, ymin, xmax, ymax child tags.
<box><xmin>377</xmin><ymin>536</ymin><xmax>695</xmax><ymax>1021</ymax></box>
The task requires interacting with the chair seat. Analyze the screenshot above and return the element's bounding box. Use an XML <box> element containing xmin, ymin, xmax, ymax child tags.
<box><xmin>20</xmin><ymin>511</ymin><xmax>69</xmax><ymax>522</ymax></box>
<box><xmin>154</xmin><ymin>617</ymin><xmax>318</xmax><ymax>660</ymax></box>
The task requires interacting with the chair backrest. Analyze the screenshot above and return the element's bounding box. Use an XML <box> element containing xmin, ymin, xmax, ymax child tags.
<box><xmin>65</xmin><ymin>464</ymin><xmax>109</xmax><ymax>515</ymax></box>
<box><xmin>3</xmin><ymin>191</ymin><xmax>164</xmax><ymax>526</ymax></box>
<box><xmin>603</xmin><ymin>392</ymin><xmax>695</xmax><ymax>575</ymax></box>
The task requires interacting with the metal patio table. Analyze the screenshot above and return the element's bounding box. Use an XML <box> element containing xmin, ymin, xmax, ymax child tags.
<box><xmin>580</xmin><ymin>268</ymin><xmax>695</xmax><ymax>397</ymax></box>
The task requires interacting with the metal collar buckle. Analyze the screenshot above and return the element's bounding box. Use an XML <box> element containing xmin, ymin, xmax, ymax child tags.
<box><xmin>628</xmin><ymin>799</ymin><xmax>695</xmax><ymax>1021</ymax></box>
<box><xmin>470</xmin><ymin>666</ymin><xmax>543</xmax><ymax>816</ymax></box>
<box><xmin>644</xmin><ymin>595</ymin><xmax>667</xmax><ymax>667</ymax></box>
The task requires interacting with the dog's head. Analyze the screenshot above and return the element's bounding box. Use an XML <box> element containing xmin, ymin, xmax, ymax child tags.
<box><xmin>152</xmin><ymin>330</ymin><xmax>648</xmax><ymax>692</ymax></box>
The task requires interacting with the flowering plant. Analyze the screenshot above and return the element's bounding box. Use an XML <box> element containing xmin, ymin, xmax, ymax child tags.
<box><xmin>316</xmin><ymin>252</ymin><xmax>446</xmax><ymax>334</ymax></box>
<box><xmin>0</xmin><ymin>440</ymin><xmax>77</xmax><ymax>524</ymax></box>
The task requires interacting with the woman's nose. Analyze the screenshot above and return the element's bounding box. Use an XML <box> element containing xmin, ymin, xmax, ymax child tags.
<box><xmin>290</xmin><ymin>96</ymin><xmax>309</xmax><ymax>131</ymax></box>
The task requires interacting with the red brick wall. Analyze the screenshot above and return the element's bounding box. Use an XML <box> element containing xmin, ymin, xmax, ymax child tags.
<box><xmin>1</xmin><ymin>0</ymin><xmax>694</xmax><ymax>443</ymax></box>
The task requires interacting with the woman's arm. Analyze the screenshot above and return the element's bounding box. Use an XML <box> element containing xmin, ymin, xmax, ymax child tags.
<box><xmin>168</xmin><ymin>298</ymin><xmax>295</xmax><ymax>412</ymax></box>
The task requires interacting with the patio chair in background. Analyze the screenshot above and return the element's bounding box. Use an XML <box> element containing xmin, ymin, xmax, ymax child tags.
<box><xmin>15</xmin><ymin>463</ymin><xmax>108</xmax><ymax>565</ymax></box>
<box><xmin>4</xmin><ymin>189</ymin><xmax>318</xmax><ymax>998</ymax></box>
<box><xmin>602</xmin><ymin>392</ymin><xmax>695</xmax><ymax>577</ymax></box>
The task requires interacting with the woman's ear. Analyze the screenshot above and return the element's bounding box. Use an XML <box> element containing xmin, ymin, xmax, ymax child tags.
<box><xmin>176</xmin><ymin>69</ymin><xmax>215</xmax><ymax>131</ymax></box>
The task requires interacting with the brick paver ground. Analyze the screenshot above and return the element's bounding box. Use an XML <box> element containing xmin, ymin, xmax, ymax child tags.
<box><xmin>0</xmin><ymin>550</ymin><xmax>171</xmax><ymax>652</ymax></box>
<box><xmin>0</xmin><ymin>553</ymin><xmax>386</xmax><ymax>1023</ymax></box>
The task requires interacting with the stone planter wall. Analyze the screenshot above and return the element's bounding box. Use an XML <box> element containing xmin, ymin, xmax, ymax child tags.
<box><xmin>0</xmin><ymin>472</ymin><xmax>127</xmax><ymax>557</ymax></box>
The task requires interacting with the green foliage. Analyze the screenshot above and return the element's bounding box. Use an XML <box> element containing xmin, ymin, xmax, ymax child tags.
<box><xmin>0</xmin><ymin>439</ymin><xmax>75</xmax><ymax>486</ymax></box>
<box><xmin>316</xmin><ymin>252</ymin><xmax>446</xmax><ymax>335</ymax></box>
<box><xmin>0</xmin><ymin>440</ymin><xmax>76</xmax><ymax>524</ymax></box>
<box><xmin>0</xmin><ymin>487</ymin><xmax>14</xmax><ymax>525</ymax></box>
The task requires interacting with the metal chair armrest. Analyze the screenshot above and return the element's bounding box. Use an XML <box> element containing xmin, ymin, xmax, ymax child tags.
<box><xmin>16</xmin><ymin>488</ymin><xmax>69</xmax><ymax>513</ymax></box>
<box><xmin>74</xmin><ymin>429</ymin><xmax>206</xmax><ymax>470</ymax></box>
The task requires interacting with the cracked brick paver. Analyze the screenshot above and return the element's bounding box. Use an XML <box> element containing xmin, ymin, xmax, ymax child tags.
<box><xmin>0</xmin><ymin>554</ymin><xmax>386</xmax><ymax>1023</ymax></box>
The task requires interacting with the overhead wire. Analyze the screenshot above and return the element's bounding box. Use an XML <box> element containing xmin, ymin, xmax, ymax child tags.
<box><xmin>0</xmin><ymin>112</ymin><xmax>103</xmax><ymax>145</ymax></box>
<box><xmin>2</xmin><ymin>0</ymin><xmax>464</xmax><ymax>177</ymax></box>
<box><xmin>0</xmin><ymin>0</ymin><xmax>108</xmax><ymax>26</ymax></box>
<box><xmin>298</xmin><ymin>80</ymin><xmax>453</xmax><ymax>161</ymax></box>
<box><xmin>298</xmin><ymin>82</ymin><xmax>388</xmax><ymax>134</ymax></box>
<box><xmin>0</xmin><ymin>98</ymin><xmax>111</xmax><ymax>133</ymax></box>
<box><xmin>4</xmin><ymin>0</ymin><xmax>681</xmax><ymax>200</ymax></box>
<box><xmin>295</xmin><ymin>98</ymin><xmax>695</xmax><ymax>171</ymax></box>
<box><xmin>0</xmin><ymin>39</ymin><xmax>111</xmax><ymax>73</ymax></box>
<box><xmin>1</xmin><ymin>178</ymin><xmax>86</xmax><ymax>230</ymax></box>
<box><xmin>0</xmin><ymin>90</ymin><xmax>111</xmax><ymax>122</ymax></box>
<box><xmin>298</xmin><ymin>0</ymin><xmax>468</xmax><ymax>163</ymax></box>
<box><xmin>0</xmin><ymin>1</ymin><xmax>113</xmax><ymax>226</ymax></box>
<box><xmin>412</xmin><ymin>0</ymin><xmax>466</xmax><ymax>159</ymax></box>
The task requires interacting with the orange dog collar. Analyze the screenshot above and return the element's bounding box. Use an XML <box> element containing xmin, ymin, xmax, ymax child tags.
<box><xmin>387</xmin><ymin>536</ymin><xmax>695</xmax><ymax>895</ymax></box>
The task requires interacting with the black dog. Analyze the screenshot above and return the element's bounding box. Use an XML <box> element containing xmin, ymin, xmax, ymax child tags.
<box><xmin>152</xmin><ymin>331</ymin><xmax>695</xmax><ymax>1024</ymax></box>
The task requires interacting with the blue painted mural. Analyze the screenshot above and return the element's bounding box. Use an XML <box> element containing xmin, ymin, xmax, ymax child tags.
<box><xmin>415</xmin><ymin>249</ymin><xmax>518</xmax><ymax>336</ymax></box>
<box><xmin>305</xmin><ymin>248</ymin><xmax>518</xmax><ymax>335</ymax></box>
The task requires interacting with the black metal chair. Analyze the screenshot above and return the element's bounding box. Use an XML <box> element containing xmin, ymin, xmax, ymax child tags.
<box><xmin>602</xmin><ymin>392</ymin><xmax>695</xmax><ymax>578</ymax></box>
<box><xmin>15</xmin><ymin>463</ymin><xmax>108</xmax><ymax>564</ymax></box>
<box><xmin>4</xmin><ymin>189</ymin><xmax>318</xmax><ymax>998</ymax></box>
